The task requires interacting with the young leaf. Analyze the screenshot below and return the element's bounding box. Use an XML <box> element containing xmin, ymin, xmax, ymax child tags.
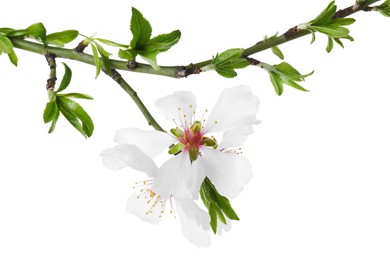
<box><xmin>8</xmin><ymin>50</ymin><xmax>18</xmax><ymax>66</ymax></box>
<box><xmin>43</xmin><ymin>100</ymin><xmax>59</xmax><ymax>123</ymax></box>
<box><xmin>212</xmin><ymin>48</ymin><xmax>243</xmax><ymax>66</ymax></box>
<box><xmin>272</xmin><ymin>46</ymin><xmax>284</xmax><ymax>60</ymax></box>
<box><xmin>130</xmin><ymin>7</ymin><xmax>152</xmax><ymax>49</ymax></box>
<box><xmin>95</xmin><ymin>38</ymin><xmax>128</xmax><ymax>48</ymax></box>
<box><xmin>48</xmin><ymin>109</ymin><xmax>60</xmax><ymax>133</ymax></box>
<box><xmin>46</xmin><ymin>30</ymin><xmax>79</xmax><ymax>46</ymax></box>
<box><xmin>326</xmin><ymin>37</ymin><xmax>334</xmax><ymax>53</ymax></box>
<box><xmin>200</xmin><ymin>177</ymin><xmax>240</xmax><ymax>234</ymax></box>
<box><xmin>56</xmin><ymin>63</ymin><xmax>72</xmax><ymax>93</ymax></box>
<box><xmin>145</xmin><ymin>30</ymin><xmax>181</xmax><ymax>52</ymax></box>
<box><xmin>118</xmin><ymin>49</ymin><xmax>137</xmax><ymax>60</ymax></box>
<box><xmin>310</xmin><ymin>1</ymin><xmax>337</xmax><ymax>25</ymax></box>
<box><xmin>91</xmin><ymin>44</ymin><xmax>101</xmax><ymax>78</ymax></box>
<box><xmin>269</xmin><ymin>72</ymin><xmax>284</xmax><ymax>96</ymax></box>
<box><xmin>0</xmin><ymin>35</ymin><xmax>14</xmax><ymax>54</ymax></box>
<box><xmin>25</xmin><ymin>22</ymin><xmax>46</xmax><ymax>39</ymax></box>
<box><xmin>58</xmin><ymin>93</ymin><xmax>93</xmax><ymax>100</ymax></box>
<box><xmin>334</xmin><ymin>38</ymin><xmax>344</xmax><ymax>48</ymax></box>
<box><xmin>282</xmin><ymin>78</ymin><xmax>309</xmax><ymax>92</ymax></box>
<box><xmin>139</xmin><ymin>50</ymin><xmax>159</xmax><ymax>70</ymax></box>
<box><xmin>216</xmin><ymin>68</ymin><xmax>237</xmax><ymax>78</ymax></box>
<box><xmin>57</xmin><ymin>96</ymin><xmax>94</xmax><ymax>138</ymax></box>
<box><xmin>310</xmin><ymin>25</ymin><xmax>350</xmax><ymax>38</ymax></box>
<box><xmin>95</xmin><ymin>42</ymin><xmax>112</xmax><ymax>74</ymax></box>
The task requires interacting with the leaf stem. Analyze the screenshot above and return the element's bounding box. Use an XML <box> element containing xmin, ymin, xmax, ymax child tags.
<box><xmin>107</xmin><ymin>69</ymin><xmax>165</xmax><ymax>132</ymax></box>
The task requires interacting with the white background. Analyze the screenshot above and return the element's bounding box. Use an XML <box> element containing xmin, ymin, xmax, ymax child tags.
<box><xmin>1</xmin><ymin>0</ymin><xmax>389</xmax><ymax>259</ymax></box>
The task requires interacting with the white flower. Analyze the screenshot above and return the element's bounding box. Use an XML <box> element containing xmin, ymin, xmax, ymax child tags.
<box><xmin>109</xmin><ymin>85</ymin><xmax>259</xmax><ymax>199</ymax></box>
<box><xmin>101</xmin><ymin>144</ymin><xmax>211</xmax><ymax>247</ymax></box>
<box><xmin>101</xmin><ymin>85</ymin><xmax>260</xmax><ymax>246</ymax></box>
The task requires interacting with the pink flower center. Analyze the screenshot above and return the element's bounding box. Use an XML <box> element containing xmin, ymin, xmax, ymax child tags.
<box><xmin>178</xmin><ymin>128</ymin><xmax>204</xmax><ymax>151</ymax></box>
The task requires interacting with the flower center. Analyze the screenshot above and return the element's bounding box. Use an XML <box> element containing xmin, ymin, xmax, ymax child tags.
<box><xmin>169</xmin><ymin>120</ymin><xmax>218</xmax><ymax>162</ymax></box>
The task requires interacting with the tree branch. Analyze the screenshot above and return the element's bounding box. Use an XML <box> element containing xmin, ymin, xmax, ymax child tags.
<box><xmin>10</xmin><ymin>0</ymin><xmax>381</xmax><ymax>79</ymax></box>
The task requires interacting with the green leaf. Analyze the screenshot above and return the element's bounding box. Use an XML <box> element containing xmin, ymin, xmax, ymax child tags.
<box><xmin>282</xmin><ymin>78</ymin><xmax>309</xmax><ymax>92</ymax></box>
<box><xmin>200</xmin><ymin>177</ymin><xmax>240</xmax><ymax>234</ymax></box>
<box><xmin>58</xmin><ymin>93</ymin><xmax>93</xmax><ymax>100</ymax></box>
<box><xmin>57</xmin><ymin>96</ymin><xmax>94</xmax><ymax>138</ymax></box>
<box><xmin>95</xmin><ymin>42</ymin><xmax>112</xmax><ymax>73</ymax></box>
<box><xmin>269</xmin><ymin>72</ymin><xmax>284</xmax><ymax>96</ymax></box>
<box><xmin>8</xmin><ymin>51</ymin><xmax>18</xmax><ymax>66</ymax></box>
<box><xmin>310</xmin><ymin>1</ymin><xmax>337</xmax><ymax>25</ymax></box>
<box><xmin>95</xmin><ymin>38</ymin><xmax>128</xmax><ymax>48</ymax></box>
<box><xmin>0</xmin><ymin>27</ymin><xmax>16</xmax><ymax>35</ymax></box>
<box><xmin>0</xmin><ymin>35</ymin><xmax>14</xmax><ymax>54</ymax></box>
<box><xmin>25</xmin><ymin>22</ymin><xmax>46</xmax><ymax>38</ymax></box>
<box><xmin>310</xmin><ymin>25</ymin><xmax>350</xmax><ymax>38</ymax></box>
<box><xmin>272</xmin><ymin>46</ymin><xmax>284</xmax><ymax>60</ymax></box>
<box><xmin>326</xmin><ymin>37</ymin><xmax>334</xmax><ymax>53</ymax></box>
<box><xmin>139</xmin><ymin>50</ymin><xmax>159</xmax><ymax>70</ymax></box>
<box><xmin>43</xmin><ymin>100</ymin><xmax>59</xmax><ymax>123</ymax></box>
<box><xmin>310</xmin><ymin>31</ymin><xmax>316</xmax><ymax>44</ymax></box>
<box><xmin>212</xmin><ymin>48</ymin><xmax>243</xmax><ymax>66</ymax></box>
<box><xmin>130</xmin><ymin>7</ymin><xmax>152</xmax><ymax>49</ymax></box>
<box><xmin>145</xmin><ymin>30</ymin><xmax>181</xmax><ymax>52</ymax></box>
<box><xmin>91</xmin><ymin>44</ymin><xmax>101</xmax><ymax>78</ymax></box>
<box><xmin>216</xmin><ymin>68</ymin><xmax>237</xmax><ymax>78</ymax></box>
<box><xmin>48</xmin><ymin>108</ymin><xmax>60</xmax><ymax>133</ymax></box>
<box><xmin>118</xmin><ymin>49</ymin><xmax>137</xmax><ymax>60</ymax></box>
<box><xmin>56</xmin><ymin>63</ymin><xmax>72</xmax><ymax>93</ymax></box>
<box><xmin>46</xmin><ymin>30</ymin><xmax>79</xmax><ymax>46</ymax></box>
<box><xmin>208</xmin><ymin>204</ymin><xmax>218</xmax><ymax>234</ymax></box>
<box><xmin>327</xmin><ymin>18</ymin><xmax>356</xmax><ymax>27</ymax></box>
<box><xmin>334</xmin><ymin>38</ymin><xmax>344</xmax><ymax>48</ymax></box>
<box><xmin>274</xmin><ymin>62</ymin><xmax>313</xmax><ymax>81</ymax></box>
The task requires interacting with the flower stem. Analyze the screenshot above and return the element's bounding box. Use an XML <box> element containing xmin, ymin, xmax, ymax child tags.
<box><xmin>107</xmin><ymin>69</ymin><xmax>165</xmax><ymax>132</ymax></box>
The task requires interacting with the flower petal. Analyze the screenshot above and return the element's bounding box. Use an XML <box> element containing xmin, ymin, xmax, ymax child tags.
<box><xmin>155</xmin><ymin>91</ymin><xmax>197</xmax><ymax>127</ymax></box>
<box><xmin>101</xmin><ymin>144</ymin><xmax>157</xmax><ymax>177</ymax></box>
<box><xmin>175</xmin><ymin>199</ymin><xmax>211</xmax><ymax>247</ymax></box>
<box><xmin>198</xmin><ymin>148</ymin><xmax>253</xmax><ymax>198</ymax></box>
<box><xmin>219</xmin><ymin>123</ymin><xmax>259</xmax><ymax>149</ymax></box>
<box><xmin>217</xmin><ymin>219</ymin><xmax>232</xmax><ymax>236</ymax></box>
<box><xmin>114</xmin><ymin>128</ymin><xmax>175</xmax><ymax>157</ymax></box>
<box><xmin>152</xmin><ymin>152</ymin><xmax>202</xmax><ymax>200</ymax></box>
<box><xmin>204</xmin><ymin>85</ymin><xmax>260</xmax><ymax>134</ymax></box>
<box><xmin>126</xmin><ymin>192</ymin><xmax>162</xmax><ymax>225</ymax></box>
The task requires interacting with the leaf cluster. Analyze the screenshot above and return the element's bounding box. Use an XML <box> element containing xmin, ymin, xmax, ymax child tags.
<box><xmin>43</xmin><ymin>63</ymin><xmax>94</xmax><ymax>138</ymax></box>
<box><xmin>306</xmin><ymin>1</ymin><xmax>355</xmax><ymax>52</ymax></box>
<box><xmin>118</xmin><ymin>7</ymin><xmax>181</xmax><ymax>70</ymax></box>
<box><xmin>262</xmin><ymin>62</ymin><xmax>314</xmax><ymax>96</ymax></box>
<box><xmin>374</xmin><ymin>0</ymin><xmax>390</xmax><ymax>17</ymax></box>
<box><xmin>0</xmin><ymin>23</ymin><xmax>79</xmax><ymax>66</ymax></box>
<box><xmin>205</xmin><ymin>48</ymin><xmax>250</xmax><ymax>78</ymax></box>
<box><xmin>200</xmin><ymin>177</ymin><xmax>239</xmax><ymax>234</ymax></box>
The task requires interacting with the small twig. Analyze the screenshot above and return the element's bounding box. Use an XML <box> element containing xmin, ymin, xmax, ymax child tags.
<box><xmin>106</xmin><ymin>69</ymin><xmax>165</xmax><ymax>132</ymax></box>
<box><xmin>45</xmin><ymin>52</ymin><xmax>57</xmax><ymax>91</ymax></box>
<box><xmin>74</xmin><ymin>41</ymin><xmax>88</xmax><ymax>53</ymax></box>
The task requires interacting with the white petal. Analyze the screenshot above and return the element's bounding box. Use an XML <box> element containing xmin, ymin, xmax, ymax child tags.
<box><xmin>175</xmin><ymin>199</ymin><xmax>211</xmax><ymax>247</ymax></box>
<box><xmin>101</xmin><ymin>144</ymin><xmax>157</xmax><ymax>177</ymax></box>
<box><xmin>219</xmin><ymin>123</ymin><xmax>259</xmax><ymax>149</ymax></box>
<box><xmin>204</xmin><ymin>85</ymin><xmax>260</xmax><ymax>133</ymax></box>
<box><xmin>152</xmin><ymin>152</ymin><xmax>202</xmax><ymax>200</ymax></box>
<box><xmin>198</xmin><ymin>148</ymin><xmax>253</xmax><ymax>198</ymax></box>
<box><xmin>217</xmin><ymin>219</ymin><xmax>232</xmax><ymax>236</ymax></box>
<box><xmin>126</xmin><ymin>192</ymin><xmax>162</xmax><ymax>225</ymax></box>
<box><xmin>114</xmin><ymin>128</ymin><xmax>175</xmax><ymax>157</ymax></box>
<box><xmin>155</xmin><ymin>91</ymin><xmax>197</xmax><ymax>127</ymax></box>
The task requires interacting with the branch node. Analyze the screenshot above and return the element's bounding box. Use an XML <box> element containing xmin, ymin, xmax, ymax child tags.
<box><xmin>110</xmin><ymin>69</ymin><xmax>122</xmax><ymax>82</ymax></box>
<box><xmin>283</xmin><ymin>26</ymin><xmax>299</xmax><ymax>39</ymax></box>
<box><xmin>45</xmin><ymin>53</ymin><xmax>56</xmax><ymax>64</ymax></box>
<box><xmin>247</xmin><ymin>57</ymin><xmax>261</xmax><ymax>66</ymax></box>
<box><xmin>127</xmin><ymin>60</ymin><xmax>138</xmax><ymax>70</ymax></box>
<box><xmin>46</xmin><ymin>78</ymin><xmax>56</xmax><ymax>90</ymax></box>
<box><xmin>74</xmin><ymin>41</ymin><xmax>88</xmax><ymax>53</ymax></box>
